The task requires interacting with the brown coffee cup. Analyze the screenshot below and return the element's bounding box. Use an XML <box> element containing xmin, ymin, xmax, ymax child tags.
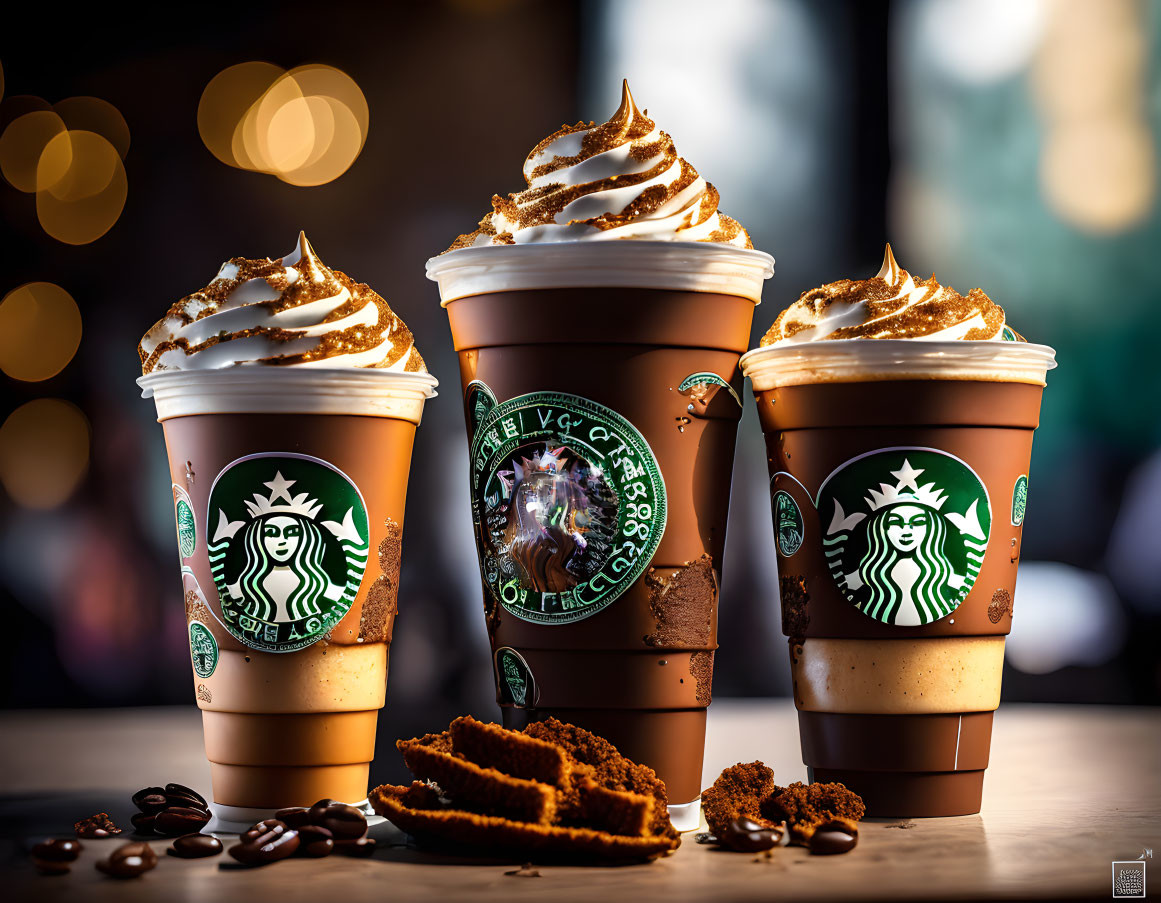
<box><xmin>139</xmin><ymin>367</ymin><xmax>436</xmax><ymax>816</ymax></box>
<box><xmin>429</xmin><ymin>241</ymin><xmax>773</xmax><ymax>830</ymax></box>
<box><xmin>741</xmin><ymin>339</ymin><xmax>1056</xmax><ymax>816</ymax></box>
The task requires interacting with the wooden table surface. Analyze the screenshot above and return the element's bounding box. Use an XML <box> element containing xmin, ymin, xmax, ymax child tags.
<box><xmin>1</xmin><ymin>700</ymin><xmax>1158</xmax><ymax>902</ymax></box>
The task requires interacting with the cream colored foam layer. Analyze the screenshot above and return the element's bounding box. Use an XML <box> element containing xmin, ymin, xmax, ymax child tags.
<box><xmin>426</xmin><ymin>242</ymin><xmax>774</xmax><ymax>304</ymax></box>
<box><xmin>792</xmin><ymin>637</ymin><xmax>1005</xmax><ymax>714</ymax></box>
<box><xmin>196</xmin><ymin>643</ymin><xmax>387</xmax><ymax>714</ymax></box>
<box><xmin>139</xmin><ymin>368</ymin><xmax>437</xmax><ymax>421</ymax></box>
<box><xmin>740</xmin><ymin>340</ymin><xmax>1056</xmax><ymax>390</ymax></box>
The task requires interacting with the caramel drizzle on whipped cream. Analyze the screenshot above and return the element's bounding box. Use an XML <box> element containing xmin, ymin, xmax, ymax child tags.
<box><xmin>448</xmin><ymin>80</ymin><xmax>751</xmax><ymax>250</ymax></box>
<box><xmin>761</xmin><ymin>244</ymin><xmax>1017</xmax><ymax>345</ymax></box>
<box><xmin>139</xmin><ymin>233</ymin><xmax>426</xmax><ymax>374</ymax></box>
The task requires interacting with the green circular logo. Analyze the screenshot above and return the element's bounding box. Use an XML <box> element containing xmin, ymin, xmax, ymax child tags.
<box><xmin>1011</xmin><ymin>474</ymin><xmax>1028</xmax><ymax>526</ymax></box>
<box><xmin>206</xmin><ymin>453</ymin><xmax>369</xmax><ymax>653</ymax></box>
<box><xmin>495</xmin><ymin>647</ymin><xmax>537</xmax><ymax>706</ymax></box>
<box><xmin>470</xmin><ymin>390</ymin><xmax>666</xmax><ymax>625</ymax></box>
<box><xmin>173</xmin><ymin>485</ymin><xmax>197</xmax><ymax>559</ymax></box>
<box><xmin>189</xmin><ymin>620</ymin><xmax>218</xmax><ymax>678</ymax></box>
<box><xmin>773</xmin><ymin>490</ymin><xmax>804</xmax><ymax>557</ymax></box>
<box><xmin>817</xmin><ymin>448</ymin><xmax>991</xmax><ymax>626</ymax></box>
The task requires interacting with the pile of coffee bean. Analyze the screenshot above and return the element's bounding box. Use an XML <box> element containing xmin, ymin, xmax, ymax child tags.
<box><xmin>130</xmin><ymin>783</ymin><xmax>212</xmax><ymax>836</ymax></box>
<box><xmin>227</xmin><ymin>799</ymin><xmax>375</xmax><ymax>868</ymax></box>
<box><xmin>96</xmin><ymin>842</ymin><xmax>158</xmax><ymax>879</ymax></box>
<box><xmin>30</xmin><ymin>839</ymin><xmax>83</xmax><ymax>875</ymax></box>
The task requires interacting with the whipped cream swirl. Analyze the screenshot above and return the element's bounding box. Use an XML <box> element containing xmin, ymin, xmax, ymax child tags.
<box><xmin>448</xmin><ymin>80</ymin><xmax>751</xmax><ymax>250</ymax></box>
<box><xmin>761</xmin><ymin>245</ymin><xmax>1020</xmax><ymax>346</ymax></box>
<box><xmin>139</xmin><ymin>233</ymin><xmax>426</xmax><ymax>373</ymax></box>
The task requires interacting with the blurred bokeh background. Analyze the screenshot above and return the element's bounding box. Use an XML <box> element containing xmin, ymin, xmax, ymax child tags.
<box><xmin>1</xmin><ymin>0</ymin><xmax>1158</xmax><ymax>785</ymax></box>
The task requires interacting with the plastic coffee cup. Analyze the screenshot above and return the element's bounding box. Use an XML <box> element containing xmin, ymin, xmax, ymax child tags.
<box><xmin>740</xmin><ymin>339</ymin><xmax>1056</xmax><ymax>816</ymax></box>
<box><xmin>139</xmin><ymin>367</ymin><xmax>436</xmax><ymax>821</ymax></box>
<box><xmin>429</xmin><ymin>241</ymin><xmax>773</xmax><ymax>831</ymax></box>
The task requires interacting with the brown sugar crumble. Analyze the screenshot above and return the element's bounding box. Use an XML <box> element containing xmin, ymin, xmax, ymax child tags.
<box><xmin>644</xmin><ymin>554</ymin><xmax>717</xmax><ymax>648</ymax></box>
<box><xmin>702</xmin><ymin>762</ymin><xmax>864</xmax><ymax>853</ymax></box>
<box><xmin>370</xmin><ymin>716</ymin><xmax>679</xmax><ymax>862</ymax></box>
<box><xmin>779</xmin><ymin>575</ymin><xmax>810</xmax><ymax>637</ymax></box>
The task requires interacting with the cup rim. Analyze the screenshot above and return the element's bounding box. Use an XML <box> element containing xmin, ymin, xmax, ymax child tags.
<box><xmin>740</xmin><ymin>339</ymin><xmax>1058</xmax><ymax>389</ymax></box>
<box><xmin>425</xmin><ymin>240</ymin><xmax>775</xmax><ymax>306</ymax></box>
<box><xmin>137</xmin><ymin>366</ymin><xmax>439</xmax><ymax>398</ymax></box>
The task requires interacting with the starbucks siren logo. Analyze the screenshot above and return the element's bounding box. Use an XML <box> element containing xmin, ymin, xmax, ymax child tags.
<box><xmin>188</xmin><ymin>620</ymin><xmax>218</xmax><ymax>678</ymax></box>
<box><xmin>470</xmin><ymin>390</ymin><xmax>666</xmax><ymax>625</ymax></box>
<box><xmin>207</xmin><ymin>453</ymin><xmax>369</xmax><ymax>652</ymax></box>
<box><xmin>773</xmin><ymin>489</ymin><xmax>804</xmax><ymax>557</ymax></box>
<box><xmin>817</xmin><ymin>448</ymin><xmax>991</xmax><ymax>626</ymax></box>
<box><xmin>173</xmin><ymin>484</ymin><xmax>197</xmax><ymax>559</ymax></box>
<box><xmin>495</xmin><ymin>647</ymin><xmax>538</xmax><ymax>707</ymax></box>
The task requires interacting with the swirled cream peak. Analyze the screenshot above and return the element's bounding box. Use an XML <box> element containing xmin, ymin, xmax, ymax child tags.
<box><xmin>139</xmin><ymin>233</ymin><xmax>426</xmax><ymax>374</ymax></box>
<box><xmin>761</xmin><ymin>244</ymin><xmax>1022</xmax><ymax>345</ymax></box>
<box><xmin>447</xmin><ymin>80</ymin><xmax>751</xmax><ymax>250</ymax></box>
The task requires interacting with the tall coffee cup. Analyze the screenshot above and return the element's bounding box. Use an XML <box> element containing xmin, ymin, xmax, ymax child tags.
<box><xmin>138</xmin><ymin>235</ymin><xmax>435</xmax><ymax>820</ymax></box>
<box><xmin>741</xmin><ymin>249</ymin><xmax>1055</xmax><ymax>816</ymax></box>
<box><xmin>430</xmin><ymin>241</ymin><xmax>772</xmax><ymax>829</ymax></box>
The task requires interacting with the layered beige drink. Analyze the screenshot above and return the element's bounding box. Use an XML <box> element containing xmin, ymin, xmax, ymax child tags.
<box><xmin>741</xmin><ymin>246</ymin><xmax>1055</xmax><ymax>816</ymax></box>
<box><xmin>138</xmin><ymin>234</ymin><xmax>436</xmax><ymax>818</ymax></box>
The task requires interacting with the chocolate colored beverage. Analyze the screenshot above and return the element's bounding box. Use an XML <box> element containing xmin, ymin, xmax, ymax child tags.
<box><xmin>741</xmin><ymin>246</ymin><xmax>1055</xmax><ymax>817</ymax></box>
<box><xmin>138</xmin><ymin>234</ymin><xmax>436</xmax><ymax>817</ymax></box>
<box><xmin>429</xmin><ymin>82</ymin><xmax>773</xmax><ymax>830</ymax></box>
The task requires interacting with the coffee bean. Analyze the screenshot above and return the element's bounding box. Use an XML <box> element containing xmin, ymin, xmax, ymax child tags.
<box><xmin>721</xmin><ymin>816</ymin><xmax>784</xmax><ymax>853</ymax></box>
<box><xmin>296</xmin><ymin>824</ymin><xmax>334</xmax><ymax>858</ymax></box>
<box><xmin>131</xmin><ymin>787</ymin><xmax>166</xmax><ymax>811</ymax></box>
<box><xmin>164</xmin><ymin>783</ymin><xmax>207</xmax><ymax>809</ymax></box>
<box><xmin>31</xmin><ymin>839</ymin><xmax>83</xmax><ymax>862</ymax></box>
<box><xmin>165</xmin><ymin>791</ymin><xmax>209</xmax><ymax>813</ymax></box>
<box><xmin>137</xmin><ymin>793</ymin><xmax>170</xmax><ymax>815</ymax></box>
<box><xmin>96</xmin><ymin>842</ymin><xmax>158</xmax><ymax>879</ymax></box>
<box><xmin>169</xmin><ymin>833</ymin><xmax>223</xmax><ymax>859</ymax></box>
<box><xmin>242</xmin><ymin>819</ymin><xmax>289</xmax><ymax>843</ymax></box>
<box><xmin>694</xmin><ymin>832</ymin><xmax>718</xmax><ymax>844</ymax></box>
<box><xmin>228</xmin><ymin>825</ymin><xmax>300</xmax><ymax>866</ymax></box>
<box><xmin>154</xmin><ymin>806</ymin><xmax>211</xmax><ymax>837</ymax></box>
<box><xmin>809</xmin><ymin>820</ymin><xmax>858</xmax><ymax>855</ymax></box>
<box><xmin>32</xmin><ymin>858</ymin><xmax>71</xmax><ymax>875</ymax></box>
<box><xmin>131</xmin><ymin>813</ymin><xmax>157</xmax><ymax>835</ymax></box>
<box><xmin>274</xmin><ymin>807</ymin><xmax>312</xmax><ymax>829</ymax></box>
<box><xmin>308</xmin><ymin>800</ymin><xmax>366</xmax><ymax>839</ymax></box>
<box><xmin>334</xmin><ymin>837</ymin><xmax>376</xmax><ymax>858</ymax></box>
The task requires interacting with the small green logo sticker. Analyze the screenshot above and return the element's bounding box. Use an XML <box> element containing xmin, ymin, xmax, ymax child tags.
<box><xmin>470</xmin><ymin>391</ymin><xmax>667</xmax><ymax>625</ymax></box>
<box><xmin>189</xmin><ymin>620</ymin><xmax>218</xmax><ymax>678</ymax></box>
<box><xmin>495</xmin><ymin>647</ymin><xmax>537</xmax><ymax>707</ymax></box>
<box><xmin>465</xmin><ymin>380</ymin><xmax>499</xmax><ymax>440</ymax></box>
<box><xmin>1011</xmin><ymin>474</ymin><xmax>1028</xmax><ymax>526</ymax></box>
<box><xmin>817</xmin><ymin>448</ymin><xmax>992</xmax><ymax>626</ymax></box>
<box><xmin>207</xmin><ymin>453</ymin><xmax>369</xmax><ymax>653</ymax></box>
<box><xmin>173</xmin><ymin>484</ymin><xmax>197</xmax><ymax>559</ymax></box>
<box><xmin>677</xmin><ymin>372</ymin><xmax>742</xmax><ymax>408</ymax></box>
<box><xmin>773</xmin><ymin>490</ymin><xmax>804</xmax><ymax>557</ymax></box>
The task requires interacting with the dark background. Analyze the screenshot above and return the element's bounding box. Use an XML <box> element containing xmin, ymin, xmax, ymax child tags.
<box><xmin>2</xmin><ymin>0</ymin><xmax>1159</xmax><ymax>788</ymax></box>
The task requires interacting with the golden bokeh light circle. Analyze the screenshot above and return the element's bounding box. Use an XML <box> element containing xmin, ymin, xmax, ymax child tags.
<box><xmin>1041</xmin><ymin>118</ymin><xmax>1156</xmax><ymax>234</ymax></box>
<box><xmin>198</xmin><ymin>61</ymin><xmax>285</xmax><ymax>168</ymax></box>
<box><xmin>53</xmin><ymin>96</ymin><xmax>131</xmax><ymax>159</ymax></box>
<box><xmin>0</xmin><ymin>283</ymin><xmax>82</xmax><ymax>382</ymax></box>
<box><xmin>278</xmin><ymin>96</ymin><xmax>363</xmax><ymax>187</ymax></box>
<box><xmin>38</xmin><ymin>130</ymin><xmax>119</xmax><ymax>200</ymax></box>
<box><xmin>199</xmin><ymin>61</ymin><xmax>368</xmax><ymax>185</ymax></box>
<box><xmin>0</xmin><ymin>398</ymin><xmax>90</xmax><ymax>510</ymax></box>
<box><xmin>36</xmin><ymin>130</ymin><xmax>128</xmax><ymax>245</ymax></box>
<box><xmin>0</xmin><ymin>110</ymin><xmax>67</xmax><ymax>192</ymax></box>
